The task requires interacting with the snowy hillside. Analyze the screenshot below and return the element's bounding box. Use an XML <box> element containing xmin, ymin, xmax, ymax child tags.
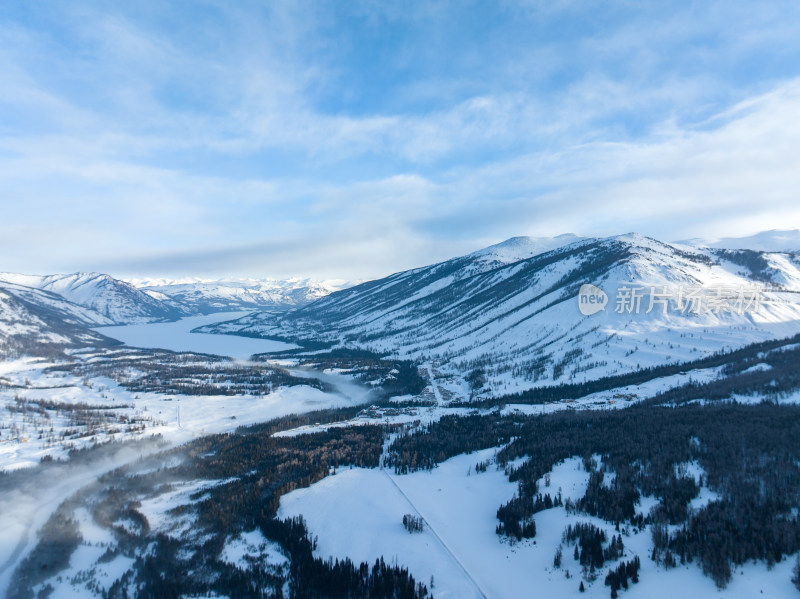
<box><xmin>0</xmin><ymin>272</ymin><xmax>187</xmax><ymax>324</ymax></box>
<box><xmin>0</xmin><ymin>282</ymin><xmax>115</xmax><ymax>357</ymax></box>
<box><xmin>467</xmin><ymin>233</ymin><xmax>586</xmax><ymax>270</ymax></box>
<box><xmin>201</xmin><ymin>233</ymin><xmax>800</xmax><ymax>393</ymax></box>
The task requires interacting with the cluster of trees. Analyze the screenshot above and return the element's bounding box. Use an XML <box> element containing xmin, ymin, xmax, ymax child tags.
<box><xmin>258</xmin><ymin>517</ymin><xmax>430</xmax><ymax>599</ymax></box>
<box><xmin>496</xmin><ymin>492</ymin><xmax>563</xmax><ymax>540</ymax></box>
<box><xmin>103</xmin><ymin>514</ymin><xmax>431</xmax><ymax>599</ymax></box>
<box><xmin>11</xmin><ymin>421</ymin><xmax>433</xmax><ymax>599</ymax></box>
<box><xmin>3</xmin><ymin>395</ymin><xmax>152</xmax><ymax>451</ymax></box>
<box><xmin>713</xmin><ymin>249</ymin><xmax>775</xmax><ymax>282</ymax></box>
<box><xmin>532</xmin><ymin>492</ymin><xmax>563</xmax><ymax>512</ymax></box>
<box><xmin>8</xmin><ymin>505</ymin><xmax>83</xmax><ymax>595</ymax></box>
<box><xmin>385</xmin><ymin>414</ymin><xmax>518</xmax><ymax>473</ymax></box>
<box><xmin>561</xmin><ymin>522</ymin><xmax>623</xmax><ymax>571</ymax></box>
<box><xmin>645</xmin><ymin>338</ymin><xmax>800</xmax><ymax>406</ymax></box>
<box><xmin>402</xmin><ymin>514</ymin><xmax>424</xmax><ymax>533</ymax></box>
<box><xmin>604</xmin><ymin>556</ymin><xmax>641</xmax><ymax>597</ymax></box>
<box><xmin>496</xmin><ymin>494</ymin><xmax>537</xmax><ymax>540</ymax></box>
<box><xmin>571</xmin><ymin>469</ymin><xmax>641</xmax><ymax>525</ymax></box>
<box><xmin>474</xmin><ymin>459</ymin><xmax>490</xmax><ymax>473</ymax></box>
<box><xmin>466</xmin><ymin>367</ymin><xmax>486</xmax><ymax>391</ymax></box>
<box><xmin>459</xmin><ymin>331</ymin><xmax>800</xmax><ymax>408</ymax></box>
<box><xmin>56</xmin><ymin>348</ymin><xmax>324</xmax><ymax>397</ymax></box>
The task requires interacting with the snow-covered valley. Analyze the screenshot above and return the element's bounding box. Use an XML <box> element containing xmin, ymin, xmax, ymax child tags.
<box><xmin>3</xmin><ymin>232</ymin><xmax>800</xmax><ymax>598</ymax></box>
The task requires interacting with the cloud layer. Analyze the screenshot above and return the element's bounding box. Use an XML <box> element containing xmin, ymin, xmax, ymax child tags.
<box><xmin>1</xmin><ymin>1</ymin><xmax>800</xmax><ymax>279</ymax></box>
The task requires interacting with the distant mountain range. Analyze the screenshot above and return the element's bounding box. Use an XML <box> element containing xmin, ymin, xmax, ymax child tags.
<box><xmin>3</xmin><ymin>230</ymin><xmax>800</xmax><ymax>376</ymax></box>
<box><xmin>133</xmin><ymin>278</ymin><xmax>349</xmax><ymax>315</ymax></box>
<box><xmin>199</xmin><ymin>231</ymin><xmax>800</xmax><ymax>394</ymax></box>
<box><xmin>0</xmin><ymin>272</ymin><xmax>186</xmax><ymax>324</ymax></box>
<box><xmin>0</xmin><ymin>273</ymin><xmax>348</xmax><ymax>356</ymax></box>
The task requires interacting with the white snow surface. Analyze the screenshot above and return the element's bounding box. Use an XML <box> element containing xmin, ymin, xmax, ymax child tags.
<box><xmin>134</xmin><ymin>277</ymin><xmax>351</xmax><ymax>311</ymax></box>
<box><xmin>220</xmin><ymin>529</ymin><xmax>288</xmax><ymax>569</ymax></box>
<box><xmin>280</xmin><ymin>448</ymin><xmax>800</xmax><ymax>599</ymax></box>
<box><xmin>468</xmin><ymin>233</ymin><xmax>587</xmax><ymax>265</ymax></box>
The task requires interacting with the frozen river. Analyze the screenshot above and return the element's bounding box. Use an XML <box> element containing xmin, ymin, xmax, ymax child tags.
<box><xmin>97</xmin><ymin>312</ymin><xmax>298</xmax><ymax>359</ymax></box>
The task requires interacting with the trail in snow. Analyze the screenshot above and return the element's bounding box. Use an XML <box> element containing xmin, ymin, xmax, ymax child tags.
<box><xmin>381</xmin><ymin>468</ymin><xmax>488</xmax><ymax>598</ymax></box>
<box><xmin>379</xmin><ymin>432</ymin><xmax>487</xmax><ymax>599</ymax></box>
<box><xmin>425</xmin><ymin>365</ymin><xmax>443</xmax><ymax>407</ymax></box>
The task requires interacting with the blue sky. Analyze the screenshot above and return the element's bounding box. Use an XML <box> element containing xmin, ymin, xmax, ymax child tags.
<box><xmin>1</xmin><ymin>1</ymin><xmax>800</xmax><ymax>279</ymax></box>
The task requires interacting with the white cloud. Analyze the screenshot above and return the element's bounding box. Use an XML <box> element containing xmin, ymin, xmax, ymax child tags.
<box><xmin>1</xmin><ymin>1</ymin><xmax>800</xmax><ymax>279</ymax></box>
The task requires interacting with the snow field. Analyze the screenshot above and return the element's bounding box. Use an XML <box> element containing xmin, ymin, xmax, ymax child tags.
<box><xmin>280</xmin><ymin>450</ymin><xmax>800</xmax><ymax>598</ymax></box>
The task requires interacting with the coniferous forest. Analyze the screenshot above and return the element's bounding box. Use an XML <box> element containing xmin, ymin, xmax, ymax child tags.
<box><xmin>385</xmin><ymin>402</ymin><xmax>800</xmax><ymax>589</ymax></box>
<box><xmin>8</xmin><ymin>328</ymin><xmax>800</xmax><ymax>596</ymax></box>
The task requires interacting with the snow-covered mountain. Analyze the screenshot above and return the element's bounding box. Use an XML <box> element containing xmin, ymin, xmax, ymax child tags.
<box><xmin>134</xmin><ymin>278</ymin><xmax>350</xmax><ymax>314</ymax></box>
<box><xmin>0</xmin><ymin>282</ymin><xmax>116</xmax><ymax>357</ymax></box>
<box><xmin>0</xmin><ymin>272</ymin><xmax>348</xmax><ymax>331</ymax></box>
<box><xmin>467</xmin><ymin>234</ymin><xmax>586</xmax><ymax>270</ymax></box>
<box><xmin>201</xmin><ymin>233</ymin><xmax>800</xmax><ymax>393</ymax></box>
<box><xmin>0</xmin><ymin>272</ymin><xmax>187</xmax><ymax>324</ymax></box>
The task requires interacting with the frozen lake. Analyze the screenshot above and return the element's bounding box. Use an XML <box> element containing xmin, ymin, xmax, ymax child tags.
<box><xmin>98</xmin><ymin>312</ymin><xmax>298</xmax><ymax>360</ymax></box>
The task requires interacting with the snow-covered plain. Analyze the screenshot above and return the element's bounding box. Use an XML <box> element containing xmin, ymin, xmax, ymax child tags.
<box><xmin>0</xmin><ymin>354</ymin><xmax>358</xmax><ymax>472</ymax></box>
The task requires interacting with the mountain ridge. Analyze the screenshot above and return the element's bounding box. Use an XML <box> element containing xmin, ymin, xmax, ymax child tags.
<box><xmin>199</xmin><ymin>232</ymin><xmax>800</xmax><ymax>395</ymax></box>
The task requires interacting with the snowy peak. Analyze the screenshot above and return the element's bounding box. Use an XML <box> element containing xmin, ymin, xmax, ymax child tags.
<box><xmin>0</xmin><ymin>272</ymin><xmax>346</xmax><ymax>326</ymax></box>
<box><xmin>469</xmin><ymin>234</ymin><xmax>588</xmax><ymax>265</ymax></box>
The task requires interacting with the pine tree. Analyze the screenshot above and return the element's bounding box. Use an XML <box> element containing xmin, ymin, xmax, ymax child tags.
<box><xmin>554</xmin><ymin>545</ymin><xmax>563</xmax><ymax>568</ymax></box>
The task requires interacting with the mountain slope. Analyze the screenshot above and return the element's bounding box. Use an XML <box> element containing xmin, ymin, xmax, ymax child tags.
<box><xmin>0</xmin><ymin>272</ymin><xmax>187</xmax><ymax>324</ymax></box>
<box><xmin>202</xmin><ymin>234</ymin><xmax>800</xmax><ymax>394</ymax></box>
<box><xmin>0</xmin><ymin>283</ymin><xmax>117</xmax><ymax>358</ymax></box>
